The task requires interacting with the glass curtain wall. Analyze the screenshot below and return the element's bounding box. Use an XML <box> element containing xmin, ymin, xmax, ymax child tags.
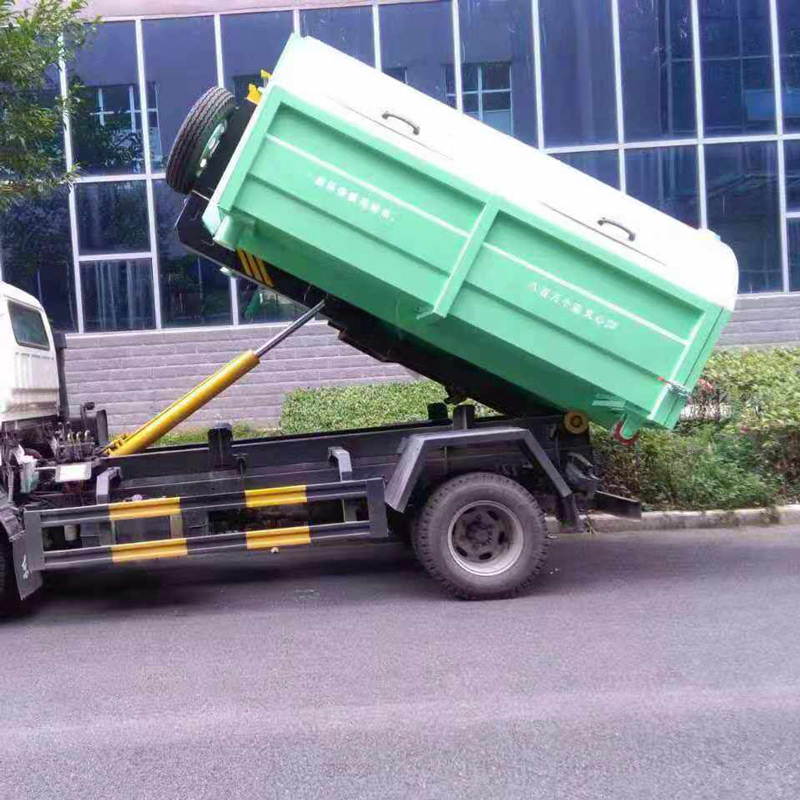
<box><xmin>2</xmin><ymin>0</ymin><xmax>800</xmax><ymax>337</ymax></box>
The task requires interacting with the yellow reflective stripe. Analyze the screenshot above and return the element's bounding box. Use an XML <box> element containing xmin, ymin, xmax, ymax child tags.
<box><xmin>237</xmin><ymin>249</ymin><xmax>274</xmax><ymax>288</ymax></box>
<box><xmin>112</xmin><ymin>538</ymin><xmax>188</xmax><ymax>563</ymax></box>
<box><xmin>243</xmin><ymin>250</ymin><xmax>258</xmax><ymax>278</ymax></box>
<box><xmin>108</xmin><ymin>497</ymin><xmax>181</xmax><ymax>521</ymax></box>
<box><xmin>245</xmin><ymin>251</ymin><xmax>264</xmax><ymax>283</ymax></box>
<box><xmin>244</xmin><ymin>485</ymin><xmax>307</xmax><ymax>508</ymax></box>
<box><xmin>246</xmin><ymin>83</ymin><xmax>261</xmax><ymax>105</ymax></box>
<box><xmin>255</xmin><ymin>257</ymin><xmax>274</xmax><ymax>287</ymax></box>
<box><xmin>246</xmin><ymin>526</ymin><xmax>311</xmax><ymax>550</ymax></box>
<box><xmin>237</xmin><ymin>249</ymin><xmax>254</xmax><ymax>278</ymax></box>
<box><xmin>250</xmin><ymin>253</ymin><xmax>266</xmax><ymax>283</ymax></box>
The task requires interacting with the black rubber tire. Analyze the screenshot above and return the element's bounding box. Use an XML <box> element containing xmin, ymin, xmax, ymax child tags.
<box><xmin>412</xmin><ymin>472</ymin><xmax>548</xmax><ymax>600</ymax></box>
<box><xmin>166</xmin><ymin>86</ymin><xmax>236</xmax><ymax>194</ymax></box>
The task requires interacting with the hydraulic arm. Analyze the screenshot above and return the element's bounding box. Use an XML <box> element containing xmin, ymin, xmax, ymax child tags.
<box><xmin>103</xmin><ymin>300</ymin><xmax>325</xmax><ymax>457</ymax></box>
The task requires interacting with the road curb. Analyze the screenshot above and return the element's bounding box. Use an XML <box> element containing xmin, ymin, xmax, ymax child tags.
<box><xmin>546</xmin><ymin>504</ymin><xmax>800</xmax><ymax>534</ymax></box>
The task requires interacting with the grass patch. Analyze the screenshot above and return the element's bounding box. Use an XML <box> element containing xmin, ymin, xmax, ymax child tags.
<box><xmin>156</xmin><ymin>422</ymin><xmax>278</xmax><ymax>447</ymax></box>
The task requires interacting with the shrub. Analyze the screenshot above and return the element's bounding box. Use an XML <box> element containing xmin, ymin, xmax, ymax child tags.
<box><xmin>279</xmin><ymin>348</ymin><xmax>799</xmax><ymax>510</ymax></box>
<box><xmin>592</xmin><ymin>424</ymin><xmax>781</xmax><ymax>511</ymax></box>
<box><xmin>701</xmin><ymin>347</ymin><xmax>800</xmax><ymax>431</ymax></box>
<box><xmin>280</xmin><ymin>380</ymin><xmax>490</xmax><ymax>434</ymax></box>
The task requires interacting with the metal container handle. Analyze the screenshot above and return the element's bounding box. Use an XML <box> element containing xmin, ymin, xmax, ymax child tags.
<box><xmin>381</xmin><ymin>111</ymin><xmax>420</xmax><ymax>136</ymax></box>
<box><xmin>598</xmin><ymin>217</ymin><xmax>636</xmax><ymax>242</ymax></box>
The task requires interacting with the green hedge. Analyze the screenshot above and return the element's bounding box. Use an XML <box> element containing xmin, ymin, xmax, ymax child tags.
<box><xmin>280</xmin><ymin>381</ymin><xmax>491</xmax><ymax>434</ymax></box>
<box><xmin>280</xmin><ymin>348</ymin><xmax>800</xmax><ymax>511</ymax></box>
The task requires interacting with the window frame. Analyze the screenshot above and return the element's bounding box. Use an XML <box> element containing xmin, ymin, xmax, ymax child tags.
<box><xmin>7</xmin><ymin>300</ymin><xmax>51</xmax><ymax>351</ymax></box>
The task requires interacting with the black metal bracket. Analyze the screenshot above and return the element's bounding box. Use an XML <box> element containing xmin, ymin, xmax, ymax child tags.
<box><xmin>565</xmin><ymin>452</ymin><xmax>598</xmax><ymax>504</ymax></box>
<box><xmin>329</xmin><ymin>446</ymin><xmax>356</xmax><ymax>522</ymax></box>
<box><xmin>94</xmin><ymin>466</ymin><xmax>121</xmax><ymax>546</ymax></box>
<box><xmin>328</xmin><ymin>447</ymin><xmax>353</xmax><ymax>481</ymax></box>
<box><xmin>208</xmin><ymin>423</ymin><xmax>235</xmax><ymax>470</ymax></box>
<box><xmin>594</xmin><ymin>491</ymin><xmax>642</xmax><ymax>519</ymax></box>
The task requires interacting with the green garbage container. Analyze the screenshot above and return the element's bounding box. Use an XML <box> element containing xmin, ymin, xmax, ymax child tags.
<box><xmin>200</xmin><ymin>35</ymin><xmax>738</xmax><ymax>440</ymax></box>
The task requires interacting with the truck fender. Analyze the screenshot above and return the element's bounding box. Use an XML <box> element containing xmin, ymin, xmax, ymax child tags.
<box><xmin>384</xmin><ymin>426</ymin><xmax>581</xmax><ymax>528</ymax></box>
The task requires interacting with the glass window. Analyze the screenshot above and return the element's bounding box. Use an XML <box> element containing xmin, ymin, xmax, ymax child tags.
<box><xmin>300</xmin><ymin>7</ymin><xmax>374</xmax><ymax>66</ymax></box>
<box><xmin>552</xmin><ymin>150</ymin><xmax>620</xmax><ymax>189</ymax></box>
<box><xmin>619</xmin><ymin>0</ymin><xmax>696</xmax><ymax>141</ymax></box>
<box><xmin>68</xmin><ymin>22</ymin><xmax>145</xmax><ymax>175</ymax></box>
<box><xmin>380</xmin><ymin>1</ymin><xmax>453</xmax><ymax>103</ymax></box>
<box><xmin>778</xmin><ymin>0</ymin><xmax>800</xmax><ymax>132</ymax></box>
<box><xmin>81</xmin><ymin>259</ymin><xmax>155</xmax><ymax>332</ymax></box>
<box><xmin>454</xmin><ymin>0</ymin><xmax>536</xmax><ymax>145</ymax></box>
<box><xmin>788</xmin><ymin>220</ymin><xmax>800</xmax><ymax>292</ymax></box>
<box><xmin>698</xmin><ymin>0</ymin><xmax>775</xmax><ymax>136</ymax></box>
<box><xmin>75</xmin><ymin>181</ymin><xmax>149</xmax><ymax>256</ymax></box>
<box><xmin>8</xmin><ymin>302</ymin><xmax>50</xmax><ymax>349</ymax></box>
<box><xmin>705</xmin><ymin>141</ymin><xmax>781</xmax><ymax>293</ymax></box>
<box><xmin>784</xmin><ymin>141</ymin><xmax>800</xmax><ymax>210</ymax></box>
<box><xmin>153</xmin><ymin>180</ymin><xmax>231</xmax><ymax>328</ymax></box>
<box><xmin>0</xmin><ymin>189</ymin><xmax>77</xmax><ymax>331</ymax></box>
<box><xmin>238</xmin><ymin>280</ymin><xmax>304</xmax><ymax>325</ymax></box>
<box><xmin>539</xmin><ymin>0</ymin><xmax>616</xmax><ymax>147</ymax></box>
<box><xmin>625</xmin><ymin>146</ymin><xmax>700</xmax><ymax>228</ymax></box>
<box><xmin>143</xmin><ymin>17</ymin><xmax>217</xmax><ymax>169</ymax></box>
<box><xmin>384</xmin><ymin>67</ymin><xmax>408</xmax><ymax>84</ymax></box>
<box><xmin>445</xmin><ymin>62</ymin><xmax>513</xmax><ymax>134</ymax></box>
<box><xmin>222</xmin><ymin>12</ymin><xmax>293</xmax><ymax>103</ymax></box>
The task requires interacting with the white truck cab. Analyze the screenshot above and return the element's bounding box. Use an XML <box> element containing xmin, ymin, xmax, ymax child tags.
<box><xmin>0</xmin><ymin>282</ymin><xmax>60</xmax><ymax>428</ymax></box>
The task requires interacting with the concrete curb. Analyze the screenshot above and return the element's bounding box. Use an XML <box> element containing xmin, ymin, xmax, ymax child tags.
<box><xmin>546</xmin><ymin>504</ymin><xmax>800</xmax><ymax>534</ymax></box>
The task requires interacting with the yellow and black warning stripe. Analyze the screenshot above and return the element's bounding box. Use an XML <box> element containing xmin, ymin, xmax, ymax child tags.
<box><xmin>236</xmin><ymin>248</ymin><xmax>274</xmax><ymax>287</ymax></box>
<box><xmin>106</xmin><ymin>484</ymin><xmax>308</xmax><ymax>522</ymax></box>
<box><xmin>43</xmin><ymin>519</ymin><xmax>371</xmax><ymax>569</ymax></box>
<box><xmin>36</xmin><ymin>480</ymin><xmax>368</xmax><ymax>527</ymax></box>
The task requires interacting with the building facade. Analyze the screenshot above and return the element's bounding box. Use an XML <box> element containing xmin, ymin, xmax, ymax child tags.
<box><xmin>2</xmin><ymin>0</ymin><xmax>800</xmax><ymax>431</ymax></box>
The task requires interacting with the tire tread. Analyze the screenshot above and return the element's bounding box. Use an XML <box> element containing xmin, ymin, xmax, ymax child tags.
<box><xmin>412</xmin><ymin>472</ymin><xmax>548</xmax><ymax>600</ymax></box>
<box><xmin>166</xmin><ymin>86</ymin><xmax>236</xmax><ymax>194</ymax></box>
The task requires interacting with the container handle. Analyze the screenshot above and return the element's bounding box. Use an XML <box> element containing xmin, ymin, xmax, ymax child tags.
<box><xmin>381</xmin><ymin>111</ymin><xmax>420</xmax><ymax>136</ymax></box>
<box><xmin>598</xmin><ymin>217</ymin><xmax>636</xmax><ymax>242</ymax></box>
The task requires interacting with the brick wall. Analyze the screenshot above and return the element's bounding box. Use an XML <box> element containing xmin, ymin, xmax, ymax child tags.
<box><xmin>64</xmin><ymin>321</ymin><xmax>411</xmax><ymax>434</ymax></box>
<box><xmin>718</xmin><ymin>293</ymin><xmax>800</xmax><ymax>347</ymax></box>
<box><xmin>64</xmin><ymin>295</ymin><xmax>800</xmax><ymax>435</ymax></box>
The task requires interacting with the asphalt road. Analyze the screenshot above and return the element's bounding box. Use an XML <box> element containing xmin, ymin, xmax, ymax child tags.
<box><xmin>2</xmin><ymin>527</ymin><xmax>799</xmax><ymax>800</ymax></box>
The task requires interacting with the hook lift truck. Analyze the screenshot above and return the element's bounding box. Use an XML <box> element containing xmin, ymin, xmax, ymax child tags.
<box><xmin>0</xmin><ymin>37</ymin><xmax>736</xmax><ymax>615</ymax></box>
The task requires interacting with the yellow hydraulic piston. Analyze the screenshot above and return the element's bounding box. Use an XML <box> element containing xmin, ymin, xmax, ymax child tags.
<box><xmin>104</xmin><ymin>300</ymin><xmax>325</xmax><ymax>457</ymax></box>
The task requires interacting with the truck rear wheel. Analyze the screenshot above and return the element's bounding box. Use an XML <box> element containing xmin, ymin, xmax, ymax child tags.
<box><xmin>412</xmin><ymin>472</ymin><xmax>548</xmax><ymax>600</ymax></box>
<box><xmin>166</xmin><ymin>86</ymin><xmax>236</xmax><ymax>194</ymax></box>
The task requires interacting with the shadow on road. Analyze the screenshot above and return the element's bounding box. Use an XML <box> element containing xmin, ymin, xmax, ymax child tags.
<box><xmin>6</xmin><ymin>529</ymin><xmax>798</xmax><ymax>624</ymax></box>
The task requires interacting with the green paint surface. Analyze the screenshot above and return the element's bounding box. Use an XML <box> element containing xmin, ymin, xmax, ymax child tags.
<box><xmin>205</xmin><ymin>84</ymin><xmax>730</xmax><ymax>434</ymax></box>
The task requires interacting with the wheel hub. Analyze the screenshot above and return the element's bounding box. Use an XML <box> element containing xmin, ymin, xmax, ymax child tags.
<box><xmin>447</xmin><ymin>501</ymin><xmax>524</xmax><ymax>576</ymax></box>
<box><xmin>196</xmin><ymin>120</ymin><xmax>228</xmax><ymax>177</ymax></box>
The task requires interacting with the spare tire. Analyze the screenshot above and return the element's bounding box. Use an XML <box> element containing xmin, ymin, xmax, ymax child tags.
<box><xmin>166</xmin><ymin>86</ymin><xmax>236</xmax><ymax>194</ymax></box>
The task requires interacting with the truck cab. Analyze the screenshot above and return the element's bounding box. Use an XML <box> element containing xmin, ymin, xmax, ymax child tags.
<box><xmin>0</xmin><ymin>281</ymin><xmax>60</xmax><ymax>430</ymax></box>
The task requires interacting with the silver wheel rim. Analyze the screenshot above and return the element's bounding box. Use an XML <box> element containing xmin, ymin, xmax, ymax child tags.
<box><xmin>447</xmin><ymin>500</ymin><xmax>525</xmax><ymax>577</ymax></box>
<box><xmin>196</xmin><ymin>120</ymin><xmax>227</xmax><ymax>176</ymax></box>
